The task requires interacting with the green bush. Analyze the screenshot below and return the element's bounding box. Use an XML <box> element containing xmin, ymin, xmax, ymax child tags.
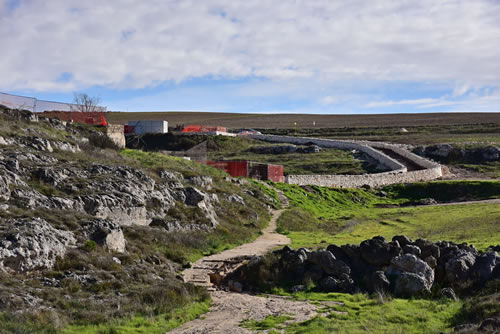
<box><xmin>84</xmin><ymin>240</ymin><xmax>97</xmax><ymax>252</ymax></box>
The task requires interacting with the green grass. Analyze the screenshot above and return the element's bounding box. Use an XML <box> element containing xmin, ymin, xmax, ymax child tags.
<box><xmin>275</xmin><ymin>181</ymin><xmax>500</xmax><ymax>251</ymax></box>
<box><xmin>206</xmin><ymin>136</ymin><xmax>373</xmax><ymax>175</ymax></box>
<box><xmin>241</xmin><ymin>314</ymin><xmax>294</xmax><ymax>331</ymax></box>
<box><xmin>384</xmin><ymin>180</ymin><xmax>500</xmax><ymax>202</ymax></box>
<box><xmin>251</xmin><ymin>180</ymin><xmax>281</xmax><ymax>209</ymax></box>
<box><xmin>262</xmin><ymin>123</ymin><xmax>500</xmax><ymax>145</ymax></box>
<box><xmin>457</xmin><ymin>161</ymin><xmax>500</xmax><ymax>178</ymax></box>
<box><xmin>120</xmin><ymin>148</ymin><xmax>226</xmax><ymax>178</ymax></box>
<box><xmin>61</xmin><ymin>300</ymin><xmax>211</xmax><ymax>334</ymax></box>
<box><xmin>277</xmin><ymin>291</ymin><xmax>462</xmax><ymax>334</ymax></box>
<box><xmin>283</xmin><ymin>203</ymin><xmax>500</xmax><ymax>251</ymax></box>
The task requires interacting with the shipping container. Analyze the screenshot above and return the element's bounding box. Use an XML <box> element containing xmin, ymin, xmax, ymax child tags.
<box><xmin>127</xmin><ymin>120</ymin><xmax>168</xmax><ymax>135</ymax></box>
<box><xmin>204</xmin><ymin>160</ymin><xmax>283</xmax><ymax>182</ymax></box>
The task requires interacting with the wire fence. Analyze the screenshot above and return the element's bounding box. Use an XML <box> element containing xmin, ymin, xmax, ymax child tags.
<box><xmin>0</xmin><ymin>91</ymin><xmax>106</xmax><ymax>113</ymax></box>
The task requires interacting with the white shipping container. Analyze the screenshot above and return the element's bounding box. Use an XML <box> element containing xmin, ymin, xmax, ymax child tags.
<box><xmin>127</xmin><ymin>120</ymin><xmax>168</xmax><ymax>134</ymax></box>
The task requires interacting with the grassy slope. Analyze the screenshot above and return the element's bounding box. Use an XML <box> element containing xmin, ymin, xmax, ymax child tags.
<box><xmin>280</xmin><ymin>292</ymin><xmax>461</xmax><ymax>334</ymax></box>
<box><xmin>262</xmin><ymin>123</ymin><xmax>500</xmax><ymax>145</ymax></box>
<box><xmin>206</xmin><ymin>136</ymin><xmax>371</xmax><ymax>175</ymax></box>
<box><xmin>268</xmin><ymin>181</ymin><xmax>500</xmax><ymax>334</ymax></box>
<box><xmin>274</xmin><ymin>181</ymin><xmax>500</xmax><ymax>251</ymax></box>
<box><xmin>61</xmin><ymin>300</ymin><xmax>211</xmax><ymax>334</ymax></box>
<box><xmin>106</xmin><ymin>111</ymin><xmax>500</xmax><ymax>133</ymax></box>
<box><xmin>0</xmin><ymin>114</ymin><xmax>276</xmax><ymax>333</ymax></box>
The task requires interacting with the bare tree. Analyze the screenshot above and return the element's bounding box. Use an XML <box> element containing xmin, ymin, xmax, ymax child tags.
<box><xmin>71</xmin><ymin>93</ymin><xmax>102</xmax><ymax>113</ymax></box>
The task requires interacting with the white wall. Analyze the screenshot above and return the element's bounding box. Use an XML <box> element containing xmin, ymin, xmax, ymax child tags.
<box><xmin>248</xmin><ymin>134</ymin><xmax>442</xmax><ymax>188</ymax></box>
<box><xmin>128</xmin><ymin>120</ymin><xmax>168</xmax><ymax>134</ymax></box>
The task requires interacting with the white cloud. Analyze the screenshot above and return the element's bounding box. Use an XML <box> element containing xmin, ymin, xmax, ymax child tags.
<box><xmin>364</xmin><ymin>98</ymin><xmax>438</xmax><ymax>108</ymax></box>
<box><xmin>320</xmin><ymin>96</ymin><xmax>337</xmax><ymax>105</ymax></box>
<box><xmin>1</xmin><ymin>0</ymin><xmax>500</xmax><ymax>100</ymax></box>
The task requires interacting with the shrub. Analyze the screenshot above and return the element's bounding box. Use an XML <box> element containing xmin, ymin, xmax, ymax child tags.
<box><xmin>84</xmin><ymin>240</ymin><xmax>97</xmax><ymax>252</ymax></box>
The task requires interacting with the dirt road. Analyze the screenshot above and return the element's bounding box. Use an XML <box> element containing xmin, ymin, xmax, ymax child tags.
<box><xmin>171</xmin><ymin>190</ymin><xmax>318</xmax><ymax>334</ymax></box>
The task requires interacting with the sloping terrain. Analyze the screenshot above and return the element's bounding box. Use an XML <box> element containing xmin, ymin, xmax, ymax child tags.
<box><xmin>0</xmin><ymin>107</ymin><xmax>277</xmax><ymax>333</ymax></box>
<box><xmin>107</xmin><ymin>111</ymin><xmax>500</xmax><ymax>129</ymax></box>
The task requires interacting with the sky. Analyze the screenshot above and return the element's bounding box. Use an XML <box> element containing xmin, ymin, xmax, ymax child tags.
<box><xmin>1</xmin><ymin>0</ymin><xmax>500</xmax><ymax>113</ymax></box>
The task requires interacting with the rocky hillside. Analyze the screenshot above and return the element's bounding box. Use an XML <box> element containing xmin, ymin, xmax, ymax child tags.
<box><xmin>0</xmin><ymin>107</ymin><xmax>276</xmax><ymax>332</ymax></box>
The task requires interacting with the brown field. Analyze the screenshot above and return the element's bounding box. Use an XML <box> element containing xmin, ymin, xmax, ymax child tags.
<box><xmin>107</xmin><ymin>111</ymin><xmax>500</xmax><ymax>129</ymax></box>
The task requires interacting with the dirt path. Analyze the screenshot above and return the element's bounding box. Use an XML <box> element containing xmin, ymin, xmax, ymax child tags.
<box><xmin>171</xmin><ymin>188</ymin><xmax>318</xmax><ymax>334</ymax></box>
<box><xmin>429</xmin><ymin>198</ymin><xmax>500</xmax><ymax>207</ymax></box>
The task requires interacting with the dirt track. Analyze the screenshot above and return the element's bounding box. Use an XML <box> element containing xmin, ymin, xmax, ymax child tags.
<box><xmin>171</xmin><ymin>190</ymin><xmax>318</xmax><ymax>334</ymax></box>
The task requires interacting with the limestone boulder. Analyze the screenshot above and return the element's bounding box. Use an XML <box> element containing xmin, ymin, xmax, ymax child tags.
<box><xmin>360</xmin><ymin>236</ymin><xmax>402</xmax><ymax>267</ymax></box>
<box><xmin>394</xmin><ymin>272</ymin><xmax>431</xmax><ymax>297</ymax></box>
<box><xmin>387</xmin><ymin>254</ymin><xmax>435</xmax><ymax>289</ymax></box>
<box><xmin>369</xmin><ymin>271</ymin><xmax>391</xmax><ymax>292</ymax></box>
<box><xmin>445</xmin><ymin>249</ymin><xmax>476</xmax><ymax>285</ymax></box>
<box><xmin>0</xmin><ymin>218</ymin><xmax>76</xmax><ymax>272</ymax></box>
<box><xmin>81</xmin><ymin>219</ymin><xmax>126</xmax><ymax>253</ymax></box>
<box><xmin>471</xmin><ymin>251</ymin><xmax>499</xmax><ymax>284</ymax></box>
<box><xmin>307</xmin><ymin>250</ymin><xmax>351</xmax><ymax>277</ymax></box>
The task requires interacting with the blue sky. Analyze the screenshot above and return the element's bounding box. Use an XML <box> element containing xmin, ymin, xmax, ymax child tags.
<box><xmin>1</xmin><ymin>0</ymin><xmax>500</xmax><ymax>113</ymax></box>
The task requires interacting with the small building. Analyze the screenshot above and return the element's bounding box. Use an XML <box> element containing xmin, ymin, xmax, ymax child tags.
<box><xmin>126</xmin><ymin>120</ymin><xmax>168</xmax><ymax>135</ymax></box>
<box><xmin>205</xmin><ymin>160</ymin><xmax>284</xmax><ymax>182</ymax></box>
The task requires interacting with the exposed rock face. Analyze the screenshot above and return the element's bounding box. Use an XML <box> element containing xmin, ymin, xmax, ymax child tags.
<box><xmin>1</xmin><ymin>134</ymin><xmax>227</xmax><ymax>229</ymax></box>
<box><xmin>226</xmin><ymin>194</ymin><xmax>245</xmax><ymax>205</ymax></box>
<box><xmin>0</xmin><ymin>174</ymin><xmax>10</xmax><ymax>201</ymax></box>
<box><xmin>445</xmin><ymin>250</ymin><xmax>477</xmax><ymax>285</ymax></box>
<box><xmin>360</xmin><ymin>236</ymin><xmax>402</xmax><ymax>266</ymax></box>
<box><xmin>387</xmin><ymin>254</ymin><xmax>434</xmax><ymax>296</ymax></box>
<box><xmin>308</xmin><ymin>250</ymin><xmax>351</xmax><ymax>277</ymax></box>
<box><xmin>370</xmin><ymin>271</ymin><xmax>390</xmax><ymax>292</ymax></box>
<box><xmin>394</xmin><ymin>272</ymin><xmax>430</xmax><ymax>297</ymax></box>
<box><xmin>82</xmin><ymin>219</ymin><xmax>126</xmax><ymax>253</ymax></box>
<box><xmin>188</xmin><ymin>176</ymin><xmax>213</xmax><ymax>188</ymax></box>
<box><xmin>472</xmin><ymin>252</ymin><xmax>500</xmax><ymax>283</ymax></box>
<box><xmin>0</xmin><ymin>218</ymin><xmax>76</xmax><ymax>272</ymax></box>
<box><xmin>82</xmin><ymin>194</ymin><xmax>149</xmax><ymax>226</ymax></box>
<box><xmin>184</xmin><ymin>187</ymin><xmax>218</xmax><ymax>227</ymax></box>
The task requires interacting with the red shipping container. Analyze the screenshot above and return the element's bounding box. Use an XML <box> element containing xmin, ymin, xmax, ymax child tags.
<box><xmin>267</xmin><ymin>164</ymin><xmax>284</xmax><ymax>182</ymax></box>
<box><xmin>205</xmin><ymin>160</ymin><xmax>284</xmax><ymax>182</ymax></box>
<box><xmin>182</xmin><ymin>125</ymin><xmax>202</xmax><ymax>133</ymax></box>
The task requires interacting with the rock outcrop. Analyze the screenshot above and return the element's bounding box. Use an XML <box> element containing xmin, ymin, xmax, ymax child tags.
<box><xmin>414</xmin><ymin>144</ymin><xmax>500</xmax><ymax>164</ymax></box>
<box><xmin>81</xmin><ymin>219</ymin><xmax>126</xmax><ymax>253</ymax></box>
<box><xmin>0</xmin><ymin>218</ymin><xmax>76</xmax><ymax>272</ymax></box>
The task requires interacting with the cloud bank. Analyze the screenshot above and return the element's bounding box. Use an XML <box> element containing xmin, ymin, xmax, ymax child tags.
<box><xmin>1</xmin><ymin>0</ymin><xmax>499</xmax><ymax>111</ymax></box>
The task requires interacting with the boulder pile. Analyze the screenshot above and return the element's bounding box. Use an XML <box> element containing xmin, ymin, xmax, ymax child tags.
<box><xmin>228</xmin><ymin>236</ymin><xmax>500</xmax><ymax>297</ymax></box>
<box><xmin>413</xmin><ymin>144</ymin><xmax>500</xmax><ymax>164</ymax></box>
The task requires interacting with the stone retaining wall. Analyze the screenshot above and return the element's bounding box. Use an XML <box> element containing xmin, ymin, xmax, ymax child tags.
<box><xmin>248</xmin><ymin>134</ymin><xmax>442</xmax><ymax>188</ymax></box>
<box><xmin>249</xmin><ymin>135</ymin><xmax>406</xmax><ymax>172</ymax></box>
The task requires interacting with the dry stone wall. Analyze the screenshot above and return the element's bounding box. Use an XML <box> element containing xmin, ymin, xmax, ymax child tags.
<box><xmin>248</xmin><ymin>134</ymin><xmax>442</xmax><ymax>188</ymax></box>
<box><xmin>249</xmin><ymin>135</ymin><xmax>406</xmax><ymax>172</ymax></box>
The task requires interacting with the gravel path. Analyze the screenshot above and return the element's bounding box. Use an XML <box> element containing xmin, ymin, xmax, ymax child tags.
<box><xmin>170</xmin><ymin>188</ymin><xmax>318</xmax><ymax>334</ymax></box>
